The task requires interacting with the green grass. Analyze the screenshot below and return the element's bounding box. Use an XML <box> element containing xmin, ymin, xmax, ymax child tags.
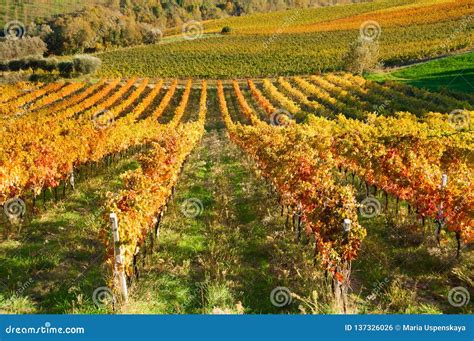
<box><xmin>367</xmin><ymin>51</ymin><xmax>474</xmax><ymax>93</ymax></box>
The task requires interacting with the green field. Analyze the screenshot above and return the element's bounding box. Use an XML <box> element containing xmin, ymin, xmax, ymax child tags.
<box><xmin>367</xmin><ymin>51</ymin><xmax>474</xmax><ymax>93</ymax></box>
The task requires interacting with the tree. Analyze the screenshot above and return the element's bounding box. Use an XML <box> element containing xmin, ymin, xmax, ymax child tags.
<box><xmin>0</xmin><ymin>37</ymin><xmax>47</xmax><ymax>60</ymax></box>
<box><xmin>342</xmin><ymin>38</ymin><xmax>380</xmax><ymax>74</ymax></box>
<box><xmin>73</xmin><ymin>55</ymin><xmax>102</xmax><ymax>74</ymax></box>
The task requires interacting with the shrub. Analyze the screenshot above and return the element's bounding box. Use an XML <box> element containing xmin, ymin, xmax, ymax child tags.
<box><xmin>343</xmin><ymin>38</ymin><xmax>380</xmax><ymax>74</ymax></box>
<box><xmin>72</xmin><ymin>55</ymin><xmax>102</xmax><ymax>75</ymax></box>
<box><xmin>140</xmin><ymin>23</ymin><xmax>163</xmax><ymax>44</ymax></box>
<box><xmin>58</xmin><ymin>61</ymin><xmax>74</xmax><ymax>76</ymax></box>
<box><xmin>8</xmin><ymin>59</ymin><xmax>27</xmax><ymax>71</ymax></box>
<box><xmin>221</xmin><ymin>26</ymin><xmax>232</xmax><ymax>34</ymax></box>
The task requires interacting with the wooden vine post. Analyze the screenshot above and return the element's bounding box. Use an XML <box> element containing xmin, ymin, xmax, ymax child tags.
<box><xmin>69</xmin><ymin>169</ymin><xmax>75</xmax><ymax>190</ymax></box>
<box><xmin>436</xmin><ymin>174</ymin><xmax>448</xmax><ymax>246</ymax></box>
<box><xmin>333</xmin><ymin>219</ymin><xmax>352</xmax><ymax>313</ymax></box>
<box><xmin>110</xmin><ymin>212</ymin><xmax>128</xmax><ymax>303</ymax></box>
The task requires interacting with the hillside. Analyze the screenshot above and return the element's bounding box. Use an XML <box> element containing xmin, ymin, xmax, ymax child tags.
<box><xmin>97</xmin><ymin>0</ymin><xmax>474</xmax><ymax>78</ymax></box>
<box><xmin>0</xmin><ymin>0</ymin><xmax>108</xmax><ymax>26</ymax></box>
<box><xmin>0</xmin><ymin>0</ymin><xmax>362</xmax><ymax>28</ymax></box>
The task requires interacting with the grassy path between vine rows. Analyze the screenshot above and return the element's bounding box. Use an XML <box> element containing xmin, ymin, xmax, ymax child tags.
<box><xmin>121</xmin><ymin>90</ymin><xmax>330</xmax><ymax>314</ymax></box>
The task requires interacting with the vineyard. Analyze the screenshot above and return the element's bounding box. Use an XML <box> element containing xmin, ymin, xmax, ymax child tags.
<box><xmin>97</xmin><ymin>0</ymin><xmax>474</xmax><ymax>78</ymax></box>
<box><xmin>0</xmin><ymin>0</ymin><xmax>108</xmax><ymax>26</ymax></box>
<box><xmin>0</xmin><ymin>73</ymin><xmax>472</xmax><ymax>314</ymax></box>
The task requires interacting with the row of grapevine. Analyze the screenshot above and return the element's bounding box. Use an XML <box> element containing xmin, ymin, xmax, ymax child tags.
<box><xmin>0</xmin><ymin>79</ymin><xmax>185</xmax><ymax>204</ymax></box>
<box><xmin>0</xmin><ymin>82</ymin><xmax>65</xmax><ymax>116</ymax></box>
<box><xmin>242</xmin><ymin>79</ymin><xmax>473</xmax><ymax>246</ymax></box>
<box><xmin>313</xmin><ymin>113</ymin><xmax>473</xmax><ymax>245</ymax></box>
<box><xmin>168</xmin><ymin>80</ymin><xmax>193</xmax><ymax>127</ymax></box>
<box><xmin>103</xmin><ymin>81</ymin><xmax>207</xmax><ymax>279</ymax></box>
<box><xmin>218</xmin><ymin>80</ymin><xmax>365</xmax><ymax>310</ymax></box>
<box><xmin>241</xmin><ymin>73</ymin><xmax>473</xmax><ymax>122</ymax></box>
<box><xmin>26</xmin><ymin>82</ymin><xmax>87</xmax><ymax>112</ymax></box>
